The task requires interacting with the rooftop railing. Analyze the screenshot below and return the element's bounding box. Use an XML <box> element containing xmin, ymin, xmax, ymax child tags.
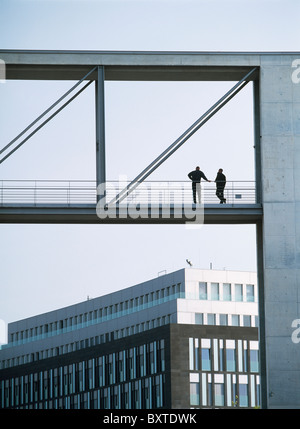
<box><xmin>0</xmin><ymin>180</ymin><xmax>257</xmax><ymax>206</ymax></box>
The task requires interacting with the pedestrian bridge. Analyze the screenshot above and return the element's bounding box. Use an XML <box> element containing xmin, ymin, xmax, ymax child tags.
<box><xmin>0</xmin><ymin>55</ymin><xmax>261</xmax><ymax>226</ymax></box>
<box><xmin>0</xmin><ymin>179</ymin><xmax>262</xmax><ymax>224</ymax></box>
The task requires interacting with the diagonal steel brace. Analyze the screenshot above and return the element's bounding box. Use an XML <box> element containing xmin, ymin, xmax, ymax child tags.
<box><xmin>0</xmin><ymin>66</ymin><xmax>97</xmax><ymax>163</ymax></box>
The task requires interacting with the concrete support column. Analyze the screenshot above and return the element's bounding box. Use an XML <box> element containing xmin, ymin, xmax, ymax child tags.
<box><xmin>253</xmin><ymin>80</ymin><xmax>268</xmax><ymax>408</ymax></box>
<box><xmin>260</xmin><ymin>55</ymin><xmax>300</xmax><ymax>408</ymax></box>
<box><xmin>95</xmin><ymin>66</ymin><xmax>106</xmax><ymax>202</ymax></box>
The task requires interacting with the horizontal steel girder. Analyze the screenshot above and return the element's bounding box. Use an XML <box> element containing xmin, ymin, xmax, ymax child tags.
<box><xmin>0</xmin><ymin>204</ymin><xmax>263</xmax><ymax>225</ymax></box>
<box><xmin>0</xmin><ymin>50</ymin><xmax>263</xmax><ymax>81</ymax></box>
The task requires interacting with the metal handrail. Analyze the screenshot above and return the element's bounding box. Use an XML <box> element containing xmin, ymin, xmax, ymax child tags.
<box><xmin>0</xmin><ymin>180</ymin><xmax>257</xmax><ymax>206</ymax></box>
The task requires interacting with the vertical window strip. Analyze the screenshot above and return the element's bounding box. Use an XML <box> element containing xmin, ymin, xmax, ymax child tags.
<box><xmin>189</xmin><ymin>338</ymin><xmax>194</xmax><ymax>371</ymax></box>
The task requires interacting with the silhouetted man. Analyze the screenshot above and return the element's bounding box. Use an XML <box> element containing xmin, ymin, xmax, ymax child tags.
<box><xmin>215</xmin><ymin>168</ymin><xmax>226</xmax><ymax>203</ymax></box>
<box><xmin>188</xmin><ymin>166</ymin><xmax>211</xmax><ymax>204</ymax></box>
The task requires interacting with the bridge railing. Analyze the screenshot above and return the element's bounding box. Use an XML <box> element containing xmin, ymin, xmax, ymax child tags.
<box><xmin>0</xmin><ymin>180</ymin><xmax>257</xmax><ymax>206</ymax></box>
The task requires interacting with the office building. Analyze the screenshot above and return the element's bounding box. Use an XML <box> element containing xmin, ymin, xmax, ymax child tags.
<box><xmin>0</xmin><ymin>268</ymin><xmax>260</xmax><ymax>409</ymax></box>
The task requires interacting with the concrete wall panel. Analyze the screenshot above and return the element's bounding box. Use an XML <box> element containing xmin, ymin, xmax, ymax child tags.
<box><xmin>265</xmin><ymin>301</ymin><xmax>297</xmax><ymax>337</ymax></box>
<box><xmin>260</xmin><ymin>55</ymin><xmax>300</xmax><ymax>408</ymax></box>
<box><xmin>261</xmin><ymin>136</ymin><xmax>294</xmax><ymax>170</ymax></box>
<box><xmin>263</xmin><ymin>268</ymin><xmax>297</xmax><ymax>303</ymax></box>
<box><xmin>268</xmin><ymin>369</ymin><xmax>300</xmax><ymax>408</ymax></box>
<box><xmin>260</xmin><ymin>66</ymin><xmax>294</xmax><ymax>102</ymax></box>
<box><xmin>292</xmin><ymin>103</ymin><xmax>300</xmax><ymax>134</ymax></box>
<box><xmin>261</xmin><ymin>102</ymin><xmax>293</xmax><ymax>136</ymax></box>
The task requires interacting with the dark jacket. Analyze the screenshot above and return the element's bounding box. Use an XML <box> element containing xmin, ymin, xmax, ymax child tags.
<box><xmin>188</xmin><ymin>170</ymin><xmax>209</xmax><ymax>183</ymax></box>
<box><xmin>215</xmin><ymin>172</ymin><xmax>226</xmax><ymax>189</ymax></box>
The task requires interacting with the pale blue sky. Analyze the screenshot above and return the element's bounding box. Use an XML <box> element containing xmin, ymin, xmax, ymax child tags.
<box><xmin>0</xmin><ymin>0</ymin><xmax>299</xmax><ymax>328</ymax></box>
<box><xmin>1</xmin><ymin>0</ymin><xmax>299</xmax><ymax>52</ymax></box>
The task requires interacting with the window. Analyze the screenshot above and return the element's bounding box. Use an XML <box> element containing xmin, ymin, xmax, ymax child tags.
<box><xmin>235</xmin><ymin>284</ymin><xmax>243</xmax><ymax>301</ymax></box>
<box><xmin>223</xmin><ymin>283</ymin><xmax>231</xmax><ymax>301</ymax></box>
<box><xmin>208</xmin><ymin>377</ymin><xmax>213</xmax><ymax>406</ymax></box>
<box><xmin>226</xmin><ymin>342</ymin><xmax>236</xmax><ymax>372</ymax></box>
<box><xmin>250</xmin><ymin>350</ymin><xmax>259</xmax><ymax>373</ymax></box>
<box><xmin>243</xmin><ymin>315</ymin><xmax>251</xmax><ymax>327</ymax></box>
<box><xmin>219</xmin><ymin>314</ymin><xmax>228</xmax><ymax>326</ymax></box>
<box><xmin>195</xmin><ymin>313</ymin><xmax>203</xmax><ymax>325</ymax></box>
<box><xmin>246</xmin><ymin>284</ymin><xmax>255</xmax><ymax>302</ymax></box>
<box><xmin>214</xmin><ymin>383</ymin><xmax>224</xmax><ymax>407</ymax></box>
<box><xmin>199</xmin><ymin>282</ymin><xmax>207</xmax><ymax>300</ymax></box>
<box><xmin>207</xmin><ymin>314</ymin><xmax>216</xmax><ymax>325</ymax></box>
<box><xmin>243</xmin><ymin>348</ymin><xmax>248</xmax><ymax>372</ymax></box>
<box><xmin>189</xmin><ymin>338</ymin><xmax>194</xmax><ymax>370</ymax></box>
<box><xmin>201</xmin><ymin>348</ymin><xmax>211</xmax><ymax>371</ymax></box>
<box><xmin>213</xmin><ymin>339</ymin><xmax>219</xmax><ymax>371</ymax></box>
<box><xmin>201</xmin><ymin>373</ymin><xmax>207</xmax><ymax>406</ymax></box>
<box><xmin>232</xmin><ymin>315</ymin><xmax>240</xmax><ymax>326</ymax></box>
<box><xmin>239</xmin><ymin>382</ymin><xmax>249</xmax><ymax>407</ymax></box>
<box><xmin>190</xmin><ymin>382</ymin><xmax>200</xmax><ymax>406</ymax></box>
<box><xmin>238</xmin><ymin>341</ymin><xmax>243</xmax><ymax>372</ymax></box>
<box><xmin>211</xmin><ymin>283</ymin><xmax>219</xmax><ymax>300</ymax></box>
<box><xmin>143</xmin><ymin>378</ymin><xmax>151</xmax><ymax>409</ymax></box>
<box><xmin>219</xmin><ymin>344</ymin><xmax>224</xmax><ymax>371</ymax></box>
<box><xmin>158</xmin><ymin>339</ymin><xmax>165</xmax><ymax>372</ymax></box>
<box><xmin>226</xmin><ymin>349</ymin><xmax>236</xmax><ymax>371</ymax></box>
<box><xmin>153</xmin><ymin>376</ymin><xmax>163</xmax><ymax>408</ymax></box>
<box><xmin>149</xmin><ymin>343</ymin><xmax>155</xmax><ymax>374</ymax></box>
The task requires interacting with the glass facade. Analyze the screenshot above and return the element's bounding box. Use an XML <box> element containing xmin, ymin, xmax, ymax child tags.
<box><xmin>189</xmin><ymin>337</ymin><xmax>260</xmax><ymax>408</ymax></box>
<box><xmin>0</xmin><ymin>339</ymin><xmax>166</xmax><ymax>409</ymax></box>
<box><xmin>1</xmin><ymin>283</ymin><xmax>184</xmax><ymax>354</ymax></box>
<box><xmin>0</xmin><ymin>325</ymin><xmax>260</xmax><ymax>410</ymax></box>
